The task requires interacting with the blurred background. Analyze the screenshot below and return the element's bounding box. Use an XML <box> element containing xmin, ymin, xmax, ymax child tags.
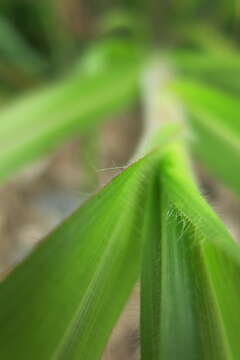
<box><xmin>0</xmin><ymin>1</ymin><xmax>240</xmax><ymax>359</ymax></box>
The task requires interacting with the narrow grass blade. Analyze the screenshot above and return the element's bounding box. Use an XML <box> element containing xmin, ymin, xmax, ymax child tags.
<box><xmin>0</xmin><ymin>40</ymin><xmax>142</xmax><ymax>183</ymax></box>
<box><xmin>172</xmin><ymin>80</ymin><xmax>240</xmax><ymax>195</ymax></box>
<box><xmin>171</xmin><ymin>51</ymin><xmax>240</xmax><ymax>93</ymax></box>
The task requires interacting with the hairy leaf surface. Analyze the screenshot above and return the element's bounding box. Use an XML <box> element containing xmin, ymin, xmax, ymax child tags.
<box><xmin>141</xmin><ymin>142</ymin><xmax>240</xmax><ymax>359</ymax></box>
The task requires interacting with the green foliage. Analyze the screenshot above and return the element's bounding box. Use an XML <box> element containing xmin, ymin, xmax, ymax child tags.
<box><xmin>0</xmin><ymin>146</ymin><xmax>164</xmax><ymax>360</ymax></box>
<box><xmin>171</xmin><ymin>51</ymin><xmax>240</xmax><ymax>94</ymax></box>
<box><xmin>172</xmin><ymin>80</ymin><xmax>240</xmax><ymax>196</ymax></box>
<box><xmin>141</xmin><ymin>141</ymin><xmax>240</xmax><ymax>359</ymax></box>
<box><xmin>0</xmin><ymin>16</ymin><xmax>45</xmax><ymax>76</ymax></box>
<box><xmin>0</xmin><ymin>124</ymin><xmax>240</xmax><ymax>359</ymax></box>
<box><xmin>0</xmin><ymin>1</ymin><xmax>240</xmax><ymax>359</ymax></box>
<box><xmin>0</xmin><ymin>40</ymin><xmax>143</xmax><ymax>184</ymax></box>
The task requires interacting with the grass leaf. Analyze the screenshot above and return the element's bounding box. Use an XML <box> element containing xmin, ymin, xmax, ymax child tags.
<box><xmin>172</xmin><ymin>80</ymin><xmax>240</xmax><ymax>196</ymax></box>
<box><xmin>0</xmin><ymin>150</ymin><xmax>160</xmax><ymax>360</ymax></box>
<box><xmin>171</xmin><ymin>51</ymin><xmax>240</xmax><ymax>93</ymax></box>
<box><xmin>0</xmin><ymin>40</ymin><xmax>142</xmax><ymax>183</ymax></box>
<box><xmin>141</xmin><ymin>141</ymin><xmax>240</xmax><ymax>359</ymax></box>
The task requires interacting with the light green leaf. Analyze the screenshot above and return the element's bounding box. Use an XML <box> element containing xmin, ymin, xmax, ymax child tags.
<box><xmin>0</xmin><ymin>149</ymin><xmax>160</xmax><ymax>360</ymax></box>
<box><xmin>170</xmin><ymin>24</ymin><xmax>240</xmax><ymax>95</ymax></box>
<box><xmin>171</xmin><ymin>51</ymin><xmax>240</xmax><ymax>93</ymax></box>
<box><xmin>0</xmin><ymin>40</ymin><xmax>143</xmax><ymax>183</ymax></box>
<box><xmin>172</xmin><ymin>80</ymin><xmax>240</xmax><ymax>196</ymax></box>
<box><xmin>161</xmin><ymin>143</ymin><xmax>240</xmax><ymax>263</ymax></box>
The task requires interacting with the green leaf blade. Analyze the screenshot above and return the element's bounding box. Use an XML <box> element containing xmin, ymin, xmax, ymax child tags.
<box><xmin>172</xmin><ymin>79</ymin><xmax>240</xmax><ymax>196</ymax></box>
<box><xmin>0</xmin><ymin>152</ymin><xmax>157</xmax><ymax>360</ymax></box>
<box><xmin>140</xmin><ymin>174</ymin><xmax>162</xmax><ymax>360</ymax></box>
<box><xmin>141</xmin><ymin>140</ymin><xmax>240</xmax><ymax>360</ymax></box>
<box><xmin>0</xmin><ymin>41</ymin><xmax>143</xmax><ymax>183</ymax></box>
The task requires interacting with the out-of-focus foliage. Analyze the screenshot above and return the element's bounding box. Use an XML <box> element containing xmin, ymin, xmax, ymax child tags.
<box><xmin>0</xmin><ymin>40</ymin><xmax>144</xmax><ymax>184</ymax></box>
<box><xmin>0</xmin><ymin>16</ymin><xmax>45</xmax><ymax>76</ymax></box>
<box><xmin>171</xmin><ymin>50</ymin><xmax>240</xmax><ymax>94</ymax></box>
<box><xmin>172</xmin><ymin>80</ymin><xmax>240</xmax><ymax>196</ymax></box>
